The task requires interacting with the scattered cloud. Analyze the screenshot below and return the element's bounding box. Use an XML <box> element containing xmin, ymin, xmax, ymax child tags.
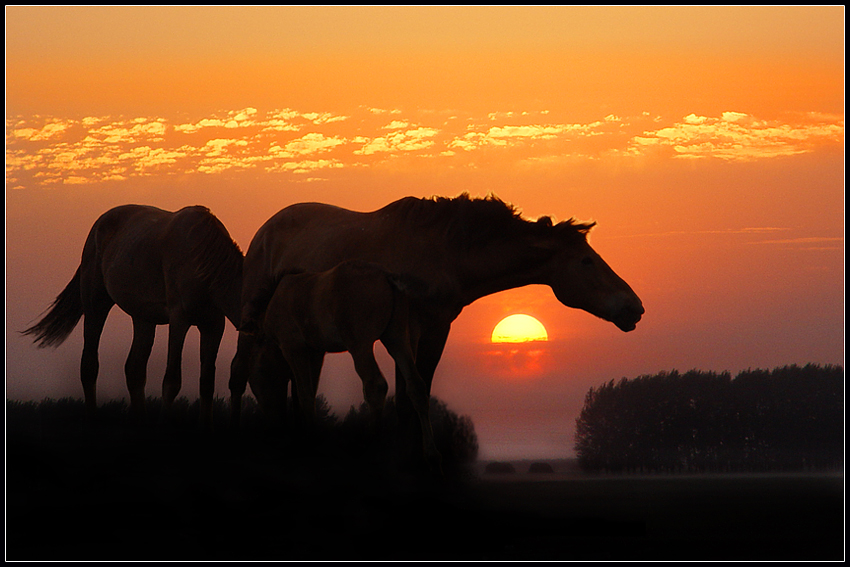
<box><xmin>270</xmin><ymin>133</ymin><xmax>347</xmax><ymax>158</ymax></box>
<box><xmin>13</xmin><ymin>120</ymin><xmax>72</xmax><ymax>141</ymax></box>
<box><xmin>354</xmin><ymin>127</ymin><xmax>439</xmax><ymax>156</ymax></box>
<box><xmin>750</xmin><ymin>236</ymin><xmax>843</xmax><ymax>250</ymax></box>
<box><xmin>627</xmin><ymin>112</ymin><xmax>844</xmax><ymax>161</ymax></box>
<box><xmin>6</xmin><ymin>108</ymin><xmax>844</xmax><ymax>187</ymax></box>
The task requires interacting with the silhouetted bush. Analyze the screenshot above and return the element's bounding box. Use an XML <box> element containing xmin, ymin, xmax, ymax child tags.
<box><xmin>575</xmin><ymin>364</ymin><xmax>843</xmax><ymax>473</ymax></box>
<box><xmin>339</xmin><ymin>395</ymin><xmax>479</xmax><ymax>473</ymax></box>
<box><xmin>7</xmin><ymin>392</ymin><xmax>477</xmax><ymax>482</ymax></box>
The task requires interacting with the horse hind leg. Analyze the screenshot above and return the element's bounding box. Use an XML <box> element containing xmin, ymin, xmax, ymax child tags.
<box><xmin>197</xmin><ymin>317</ymin><xmax>226</xmax><ymax>432</ymax></box>
<box><xmin>80</xmin><ymin>299</ymin><xmax>114</xmax><ymax>418</ymax></box>
<box><xmin>162</xmin><ymin>317</ymin><xmax>190</xmax><ymax>424</ymax></box>
<box><xmin>125</xmin><ymin>318</ymin><xmax>157</xmax><ymax>422</ymax></box>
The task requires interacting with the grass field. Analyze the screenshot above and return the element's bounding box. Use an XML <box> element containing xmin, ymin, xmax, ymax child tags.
<box><xmin>6</xmin><ymin>399</ymin><xmax>844</xmax><ymax>561</ymax></box>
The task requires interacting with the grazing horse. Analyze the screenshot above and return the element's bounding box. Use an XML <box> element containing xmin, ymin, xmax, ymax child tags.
<box><xmin>229</xmin><ymin>193</ymin><xmax>644</xmax><ymax>446</ymax></box>
<box><xmin>23</xmin><ymin>204</ymin><xmax>243</xmax><ymax>429</ymax></box>
<box><xmin>257</xmin><ymin>260</ymin><xmax>441</xmax><ymax>470</ymax></box>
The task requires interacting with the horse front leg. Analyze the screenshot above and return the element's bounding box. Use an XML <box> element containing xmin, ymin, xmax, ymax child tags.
<box><xmin>387</xmin><ymin>343</ymin><xmax>442</xmax><ymax>476</ymax></box>
<box><xmin>245</xmin><ymin>336</ymin><xmax>291</xmax><ymax>431</ymax></box>
<box><xmin>228</xmin><ymin>331</ymin><xmax>255</xmax><ymax>430</ymax></box>
<box><xmin>198</xmin><ymin>316</ymin><xmax>226</xmax><ymax>432</ymax></box>
<box><xmin>125</xmin><ymin>318</ymin><xmax>157</xmax><ymax>423</ymax></box>
<box><xmin>394</xmin><ymin>321</ymin><xmax>450</xmax><ymax>468</ymax></box>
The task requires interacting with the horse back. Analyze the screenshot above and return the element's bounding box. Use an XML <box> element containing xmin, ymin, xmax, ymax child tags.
<box><xmin>84</xmin><ymin>205</ymin><xmax>171</xmax><ymax>320</ymax></box>
<box><xmin>160</xmin><ymin>206</ymin><xmax>243</xmax><ymax>324</ymax></box>
<box><xmin>87</xmin><ymin>204</ymin><xmax>241</xmax><ymax>325</ymax></box>
<box><xmin>248</xmin><ymin>202</ymin><xmax>452</xmax><ymax>295</ymax></box>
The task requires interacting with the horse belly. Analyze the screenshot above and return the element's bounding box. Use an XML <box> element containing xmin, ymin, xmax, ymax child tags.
<box><xmin>105</xmin><ymin>272</ymin><xmax>169</xmax><ymax>324</ymax></box>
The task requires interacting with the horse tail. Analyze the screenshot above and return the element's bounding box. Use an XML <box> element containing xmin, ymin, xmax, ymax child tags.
<box><xmin>21</xmin><ymin>267</ymin><xmax>84</xmax><ymax>348</ymax></box>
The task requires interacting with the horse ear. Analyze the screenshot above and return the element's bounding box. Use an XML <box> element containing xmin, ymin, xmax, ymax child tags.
<box><xmin>528</xmin><ymin>217</ymin><xmax>594</xmax><ymax>251</ymax></box>
<box><xmin>528</xmin><ymin>218</ymin><xmax>561</xmax><ymax>251</ymax></box>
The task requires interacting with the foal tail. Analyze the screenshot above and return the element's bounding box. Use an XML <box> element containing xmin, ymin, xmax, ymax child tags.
<box><xmin>22</xmin><ymin>267</ymin><xmax>84</xmax><ymax>348</ymax></box>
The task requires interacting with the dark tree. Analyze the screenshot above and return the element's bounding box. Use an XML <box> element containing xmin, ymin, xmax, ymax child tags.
<box><xmin>575</xmin><ymin>364</ymin><xmax>843</xmax><ymax>473</ymax></box>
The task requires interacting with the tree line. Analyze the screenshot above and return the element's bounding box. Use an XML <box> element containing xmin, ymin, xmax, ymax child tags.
<box><xmin>574</xmin><ymin>364</ymin><xmax>843</xmax><ymax>473</ymax></box>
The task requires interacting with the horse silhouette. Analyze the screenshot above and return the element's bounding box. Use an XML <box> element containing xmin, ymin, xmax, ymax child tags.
<box><xmin>23</xmin><ymin>204</ymin><xmax>243</xmax><ymax>429</ymax></box>
<box><xmin>255</xmin><ymin>259</ymin><xmax>441</xmax><ymax>471</ymax></box>
<box><xmin>229</xmin><ymin>193</ymin><xmax>644</xmax><ymax>449</ymax></box>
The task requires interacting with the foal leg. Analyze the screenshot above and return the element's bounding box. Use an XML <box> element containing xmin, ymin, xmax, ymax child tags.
<box><xmin>350</xmin><ymin>344</ymin><xmax>389</xmax><ymax>435</ymax></box>
<box><xmin>125</xmin><ymin>318</ymin><xmax>156</xmax><ymax>422</ymax></box>
<box><xmin>198</xmin><ymin>316</ymin><xmax>226</xmax><ymax>431</ymax></box>
<box><xmin>162</xmin><ymin>317</ymin><xmax>190</xmax><ymax>420</ymax></box>
<box><xmin>285</xmin><ymin>349</ymin><xmax>319</xmax><ymax>438</ymax></box>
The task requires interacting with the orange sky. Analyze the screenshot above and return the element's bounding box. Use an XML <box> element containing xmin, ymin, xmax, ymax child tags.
<box><xmin>5</xmin><ymin>6</ymin><xmax>845</xmax><ymax>459</ymax></box>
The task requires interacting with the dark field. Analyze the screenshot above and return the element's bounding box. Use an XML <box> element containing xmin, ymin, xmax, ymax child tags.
<box><xmin>6</xmin><ymin>399</ymin><xmax>844</xmax><ymax>561</ymax></box>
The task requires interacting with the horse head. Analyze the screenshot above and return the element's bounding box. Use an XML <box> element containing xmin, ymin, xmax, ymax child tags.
<box><xmin>535</xmin><ymin>218</ymin><xmax>644</xmax><ymax>332</ymax></box>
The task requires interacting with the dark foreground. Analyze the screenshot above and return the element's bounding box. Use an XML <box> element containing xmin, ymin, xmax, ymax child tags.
<box><xmin>6</xmin><ymin>402</ymin><xmax>844</xmax><ymax>561</ymax></box>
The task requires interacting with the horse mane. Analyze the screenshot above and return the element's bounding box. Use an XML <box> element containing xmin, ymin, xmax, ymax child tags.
<box><xmin>386</xmin><ymin>193</ymin><xmax>596</xmax><ymax>249</ymax></box>
<box><xmin>188</xmin><ymin>208</ymin><xmax>244</xmax><ymax>291</ymax></box>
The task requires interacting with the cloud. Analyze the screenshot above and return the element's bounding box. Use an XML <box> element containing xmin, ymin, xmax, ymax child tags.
<box><xmin>13</xmin><ymin>120</ymin><xmax>72</xmax><ymax>141</ymax></box>
<box><xmin>628</xmin><ymin>111</ymin><xmax>844</xmax><ymax>161</ymax></box>
<box><xmin>367</xmin><ymin>107</ymin><xmax>403</xmax><ymax>115</ymax></box>
<box><xmin>750</xmin><ymin>236</ymin><xmax>843</xmax><ymax>250</ymax></box>
<box><xmin>5</xmin><ymin>107</ymin><xmax>844</xmax><ymax>188</ymax></box>
<box><xmin>89</xmin><ymin>118</ymin><xmax>167</xmax><ymax>144</ymax></box>
<box><xmin>175</xmin><ymin>108</ymin><xmax>258</xmax><ymax>133</ymax></box>
<box><xmin>447</xmin><ymin>119</ymin><xmax>612</xmax><ymax>152</ymax></box>
<box><xmin>354</xmin><ymin>127</ymin><xmax>439</xmax><ymax>155</ymax></box>
<box><xmin>202</xmin><ymin>138</ymin><xmax>249</xmax><ymax>155</ymax></box>
<box><xmin>118</xmin><ymin>146</ymin><xmax>189</xmax><ymax>171</ymax></box>
<box><xmin>382</xmin><ymin>120</ymin><xmax>410</xmax><ymax>130</ymax></box>
<box><xmin>269</xmin><ymin>133</ymin><xmax>346</xmax><ymax>158</ymax></box>
<box><xmin>267</xmin><ymin>159</ymin><xmax>344</xmax><ymax>174</ymax></box>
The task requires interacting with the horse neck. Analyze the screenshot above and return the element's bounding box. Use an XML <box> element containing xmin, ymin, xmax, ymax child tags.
<box><xmin>452</xmin><ymin>241</ymin><xmax>553</xmax><ymax>307</ymax></box>
<box><xmin>212</xmin><ymin>272</ymin><xmax>243</xmax><ymax>328</ymax></box>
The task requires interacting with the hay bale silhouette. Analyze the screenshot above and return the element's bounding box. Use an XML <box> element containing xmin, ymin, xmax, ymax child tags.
<box><xmin>528</xmin><ymin>462</ymin><xmax>554</xmax><ymax>474</ymax></box>
<box><xmin>484</xmin><ymin>461</ymin><xmax>516</xmax><ymax>474</ymax></box>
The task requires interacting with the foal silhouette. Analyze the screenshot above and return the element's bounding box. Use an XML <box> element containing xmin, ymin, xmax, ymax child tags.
<box><xmin>257</xmin><ymin>260</ymin><xmax>441</xmax><ymax>472</ymax></box>
<box><xmin>23</xmin><ymin>204</ymin><xmax>243</xmax><ymax>428</ymax></box>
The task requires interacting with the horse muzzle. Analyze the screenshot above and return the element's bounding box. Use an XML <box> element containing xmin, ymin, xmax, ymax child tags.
<box><xmin>611</xmin><ymin>302</ymin><xmax>644</xmax><ymax>332</ymax></box>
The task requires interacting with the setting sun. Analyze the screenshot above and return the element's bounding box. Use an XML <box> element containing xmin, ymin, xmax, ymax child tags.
<box><xmin>491</xmin><ymin>314</ymin><xmax>549</xmax><ymax>343</ymax></box>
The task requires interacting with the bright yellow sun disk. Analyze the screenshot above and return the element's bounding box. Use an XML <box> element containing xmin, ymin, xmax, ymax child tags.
<box><xmin>491</xmin><ymin>314</ymin><xmax>549</xmax><ymax>343</ymax></box>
